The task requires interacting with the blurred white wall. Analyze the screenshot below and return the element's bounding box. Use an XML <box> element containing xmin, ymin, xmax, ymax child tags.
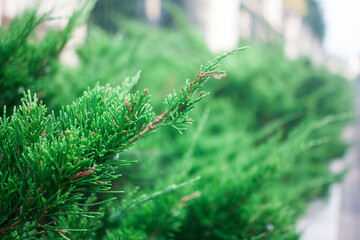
<box><xmin>263</xmin><ymin>0</ymin><xmax>283</xmax><ymax>32</ymax></box>
<box><xmin>239</xmin><ymin>9</ymin><xmax>252</xmax><ymax>39</ymax></box>
<box><xmin>184</xmin><ymin>0</ymin><xmax>209</xmax><ymax>33</ymax></box>
<box><xmin>348</xmin><ymin>56</ymin><xmax>360</xmax><ymax>79</ymax></box>
<box><xmin>145</xmin><ymin>0</ymin><xmax>162</xmax><ymax>23</ymax></box>
<box><xmin>0</xmin><ymin>1</ymin><xmax>2</xmax><ymax>25</ymax></box>
<box><xmin>284</xmin><ymin>11</ymin><xmax>302</xmax><ymax>59</ymax></box>
<box><xmin>206</xmin><ymin>0</ymin><xmax>241</xmax><ymax>52</ymax></box>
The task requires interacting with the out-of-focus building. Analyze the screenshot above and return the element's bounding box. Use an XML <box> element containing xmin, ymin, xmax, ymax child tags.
<box><xmin>185</xmin><ymin>0</ymin><xmax>323</xmax><ymax>60</ymax></box>
<box><xmin>183</xmin><ymin>0</ymin><xmax>352</xmax><ymax>78</ymax></box>
<box><xmin>1</xmin><ymin>0</ymin><xmax>355</xmax><ymax>78</ymax></box>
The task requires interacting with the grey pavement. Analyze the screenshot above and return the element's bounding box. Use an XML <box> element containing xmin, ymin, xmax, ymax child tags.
<box><xmin>337</xmin><ymin>127</ymin><xmax>360</xmax><ymax>240</ymax></box>
<box><xmin>298</xmin><ymin>95</ymin><xmax>360</xmax><ymax>240</ymax></box>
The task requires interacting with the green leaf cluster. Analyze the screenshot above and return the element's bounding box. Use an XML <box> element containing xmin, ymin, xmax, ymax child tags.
<box><xmin>0</xmin><ymin>2</ymin><xmax>95</xmax><ymax>114</ymax></box>
<box><xmin>0</xmin><ymin>7</ymin><xmax>353</xmax><ymax>240</ymax></box>
<box><xmin>46</xmin><ymin>20</ymin><xmax>351</xmax><ymax>239</ymax></box>
<box><xmin>0</xmin><ymin>41</ymin><xmax>236</xmax><ymax>238</ymax></box>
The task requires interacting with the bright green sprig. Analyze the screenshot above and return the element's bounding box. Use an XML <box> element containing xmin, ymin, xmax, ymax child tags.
<box><xmin>127</xmin><ymin>47</ymin><xmax>249</xmax><ymax>139</ymax></box>
<box><xmin>0</xmin><ymin>48</ymin><xmax>243</xmax><ymax>238</ymax></box>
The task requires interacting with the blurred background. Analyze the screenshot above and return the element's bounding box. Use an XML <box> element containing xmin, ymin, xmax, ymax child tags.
<box><xmin>1</xmin><ymin>0</ymin><xmax>359</xmax><ymax>78</ymax></box>
<box><xmin>1</xmin><ymin>0</ymin><xmax>359</xmax><ymax>239</ymax></box>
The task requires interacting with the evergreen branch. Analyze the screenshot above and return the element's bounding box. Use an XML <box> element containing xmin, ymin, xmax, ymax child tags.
<box><xmin>0</xmin><ymin>48</ymin><xmax>244</xmax><ymax>238</ymax></box>
<box><xmin>124</xmin><ymin>47</ymin><xmax>248</xmax><ymax>145</ymax></box>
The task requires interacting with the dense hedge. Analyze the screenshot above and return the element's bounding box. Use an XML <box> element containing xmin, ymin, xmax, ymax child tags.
<box><xmin>0</xmin><ymin>8</ymin><xmax>353</xmax><ymax>240</ymax></box>
<box><xmin>42</xmin><ymin>21</ymin><xmax>352</xmax><ymax>239</ymax></box>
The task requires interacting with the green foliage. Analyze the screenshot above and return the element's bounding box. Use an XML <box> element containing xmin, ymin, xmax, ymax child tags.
<box><xmin>0</xmin><ymin>2</ymin><xmax>94</xmax><ymax>114</ymax></box>
<box><xmin>44</xmin><ymin>21</ymin><xmax>209</xmax><ymax>112</ymax></box>
<box><xmin>0</xmin><ymin>7</ymin><xmax>353</xmax><ymax>240</ymax></box>
<box><xmin>48</xmin><ymin>24</ymin><xmax>351</xmax><ymax>239</ymax></box>
<box><xmin>101</xmin><ymin>106</ymin><xmax>350</xmax><ymax>240</ymax></box>
<box><xmin>212</xmin><ymin>46</ymin><xmax>351</xmax><ymax>129</ymax></box>
<box><xmin>0</xmin><ymin>47</ymin><xmax>236</xmax><ymax>238</ymax></box>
